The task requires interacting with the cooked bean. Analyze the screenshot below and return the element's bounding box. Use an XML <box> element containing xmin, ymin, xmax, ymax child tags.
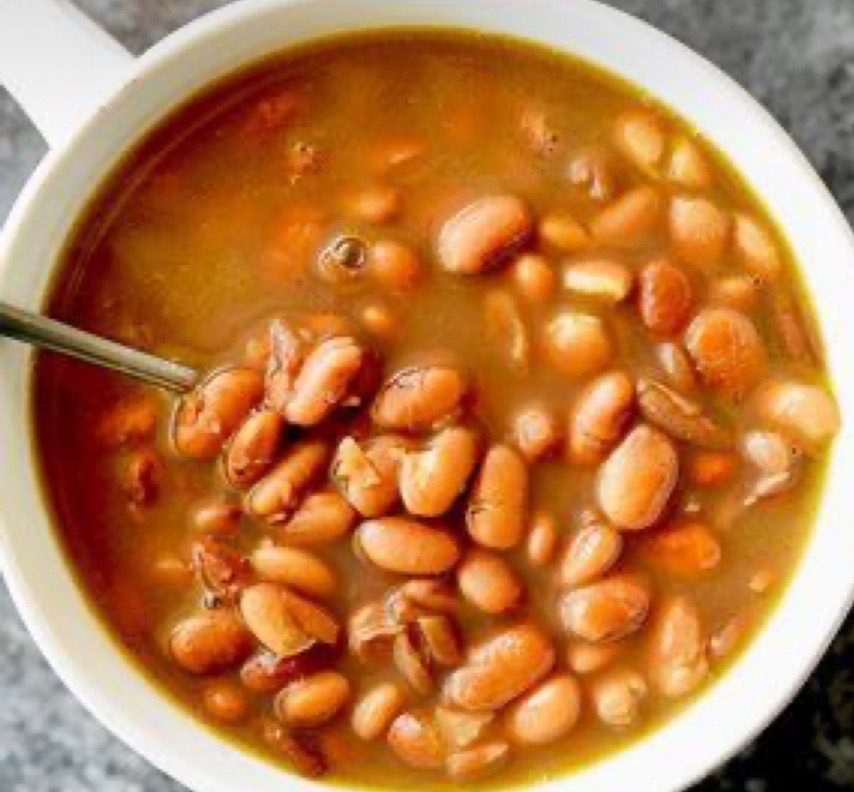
<box><xmin>543</xmin><ymin>310</ymin><xmax>612</xmax><ymax>380</ymax></box>
<box><xmin>446</xmin><ymin>742</ymin><xmax>510</xmax><ymax>780</ymax></box>
<box><xmin>435</xmin><ymin>707</ymin><xmax>493</xmax><ymax>749</ymax></box>
<box><xmin>356</xmin><ymin>517</ymin><xmax>460</xmax><ymax>575</ymax></box>
<box><xmin>749</xmin><ymin>566</ymin><xmax>776</xmax><ymax>594</ymax></box>
<box><xmin>538</xmin><ymin>211</ymin><xmax>589</xmax><ymax>252</ymax></box>
<box><xmin>669</xmin><ymin>196</ymin><xmax>729</xmax><ymax>270</ymax></box>
<box><xmin>352</xmin><ymin>683</ymin><xmax>406</xmax><ymax>740</ymax></box>
<box><xmin>733</xmin><ymin>213</ymin><xmax>781</xmax><ymax>281</ymax></box>
<box><xmin>568</xmin><ymin>147</ymin><xmax>619</xmax><ymax>201</ymax></box>
<box><xmin>708</xmin><ymin>274</ymin><xmax>760</xmax><ymax>311</ymax></box>
<box><xmin>753</xmin><ymin>380</ymin><xmax>840</xmax><ymax>452</ymax></box>
<box><xmin>641</xmin><ymin>522</ymin><xmax>722</xmax><ymax>578</ymax></box>
<box><xmin>191</xmin><ymin>498</ymin><xmax>242</xmax><ymax>535</ymax></box>
<box><xmin>590</xmin><ymin>186</ymin><xmax>661</xmax><ymax>247</ymax></box>
<box><xmin>684</xmin><ymin>308</ymin><xmax>767</xmax><ymax>399</ymax></box>
<box><xmin>560</xmin><ymin>520</ymin><xmax>623</xmax><ymax>588</ymax></box>
<box><xmin>387</xmin><ymin>711</ymin><xmax>445</xmax><ymax>769</ymax></box>
<box><xmin>276</xmin><ymin>671</ymin><xmax>351</xmax><ymax>727</ymax></box>
<box><xmin>614</xmin><ymin>111</ymin><xmax>665</xmax><ymax>173</ymax></box>
<box><xmin>566</xmin><ymin>639</ymin><xmax>624</xmax><ymax>675</ymax></box>
<box><xmin>483</xmin><ymin>289</ymin><xmax>530</xmax><ymax>373</ymax></box>
<box><xmin>360</xmin><ymin>301</ymin><xmax>399</xmax><ymax>340</ymax></box>
<box><xmin>173</xmin><ymin>367</ymin><xmax>264</xmax><ymax>459</ymax></box>
<box><xmin>393</xmin><ymin>630</ymin><xmax>433</xmax><ymax>694</ymax></box>
<box><xmin>505</xmin><ymin>674</ymin><xmax>581</xmax><ymax>746</ymax></box>
<box><xmin>265</xmin><ymin>319</ymin><xmax>308</xmax><ymax>411</ymax></box>
<box><xmin>245</xmin><ymin>441</ymin><xmax>330</xmax><ymax>522</ymax></box>
<box><xmin>261</xmin><ymin>719</ymin><xmax>327</xmax><ymax>777</ymax></box>
<box><xmin>740</xmin><ymin>429</ymin><xmax>802</xmax><ymax>506</ymax></box>
<box><xmin>284</xmin><ymin>336</ymin><xmax>366</xmax><ymax>426</ymax></box>
<box><xmin>771</xmin><ymin>292</ymin><xmax>817</xmax><ymax>365</ymax></box>
<box><xmin>192</xmin><ymin>536</ymin><xmax>250</xmax><ymax>602</ymax></box>
<box><xmin>667</xmin><ymin>137</ymin><xmax>713</xmax><ymax>190</ymax></box>
<box><xmin>224</xmin><ymin>409</ymin><xmax>285</xmax><ymax>488</ymax></box>
<box><xmin>417</xmin><ymin>616</ymin><xmax>462</xmax><ymax>667</ymax></box>
<box><xmin>647</xmin><ymin>596</ymin><xmax>709</xmax><ymax>697</ymax></box>
<box><xmin>438</xmin><ymin>194</ymin><xmax>533</xmax><ymax>274</ymax></box>
<box><xmin>150</xmin><ymin>555</ymin><xmax>193</xmax><ymax>588</ymax></box>
<box><xmin>368</xmin><ymin>240</ymin><xmax>422</xmax><ymax>291</ymax></box>
<box><xmin>526</xmin><ymin>511</ymin><xmax>558</xmax><ymax>567</ymax></box>
<box><xmin>203</xmin><ymin>680</ymin><xmax>250</xmax><ymax>723</ymax></box>
<box><xmin>509</xmin><ymin>253</ymin><xmax>557</xmax><ymax>303</ymax></box>
<box><xmin>467</xmin><ymin>444</ymin><xmax>528</xmax><ymax>550</ymax></box>
<box><xmin>277</xmin><ymin>490</ymin><xmax>356</xmax><ymax>545</ymax></box>
<box><xmin>458</xmin><ymin>549</ymin><xmax>523</xmax><ymax>614</ymax></box>
<box><xmin>348</xmin><ymin>602</ymin><xmax>401</xmax><ymax>663</ymax></box>
<box><xmin>239</xmin><ymin>582</ymin><xmax>339</xmax><ymax>656</ymax></box>
<box><xmin>169</xmin><ymin>610</ymin><xmax>253</xmax><ymax>675</ymax></box>
<box><xmin>349</xmin><ymin>184</ymin><xmax>401</xmax><ymax>224</ymax></box>
<box><xmin>332</xmin><ymin>435</ymin><xmax>409</xmax><ymax>518</ymax></box>
<box><xmin>568</xmin><ymin>371</ymin><xmax>635</xmax><ymax>464</ymax></box>
<box><xmin>562</xmin><ymin>259</ymin><xmax>633</xmax><ymax>303</ymax></box>
<box><xmin>512</xmin><ymin>404</ymin><xmax>561</xmax><ymax>462</ymax></box>
<box><xmin>655</xmin><ymin>341</ymin><xmax>698</xmax><ymax>394</ymax></box>
<box><xmin>240</xmin><ymin>650</ymin><xmax>319</xmax><ymax>693</ymax></box>
<box><xmin>443</xmin><ymin>623</ymin><xmax>555</xmax><ymax>711</ymax></box>
<box><xmin>559</xmin><ymin>574</ymin><xmax>651</xmax><ymax>642</ymax></box>
<box><xmin>589</xmin><ymin>667</ymin><xmax>648</xmax><ymax>727</ymax></box>
<box><xmin>709</xmin><ymin>612</ymin><xmax>751</xmax><ymax>661</ymax></box>
<box><xmin>372</xmin><ymin>365</ymin><xmax>468</xmax><ymax>431</ymax></box>
<box><xmin>637</xmin><ymin>378</ymin><xmax>732</xmax><ymax>449</ymax></box>
<box><xmin>689</xmin><ymin>451</ymin><xmax>738</xmax><ymax>487</ymax></box>
<box><xmin>638</xmin><ymin>258</ymin><xmax>693</xmax><ymax>336</ymax></box>
<box><xmin>596</xmin><ymin>424</ymin><xmax>678</xmax><ymax>531</ymax></box>
<box><xmin>251</xmin><ymin>543</ymin><xmax>336</xmax><ymax>598</ymax></box>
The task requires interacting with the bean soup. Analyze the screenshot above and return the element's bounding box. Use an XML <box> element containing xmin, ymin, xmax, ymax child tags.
<box><xmin>33</xmin><ymin>31</ymin><xmax>840</xmax><ymax>787</ymax></box>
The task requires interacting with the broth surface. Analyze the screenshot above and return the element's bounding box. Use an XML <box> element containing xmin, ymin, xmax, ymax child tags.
<box><xmin>33</xmin><ymin>31</ymin><xmax>836</xmax><ymax>788</ymax></box>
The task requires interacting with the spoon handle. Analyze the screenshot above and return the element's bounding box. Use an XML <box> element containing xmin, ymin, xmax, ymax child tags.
<box><xmin>0</xmin><ymin>301</ymin><xmax>199</xmax><ymax>393</ymax></box>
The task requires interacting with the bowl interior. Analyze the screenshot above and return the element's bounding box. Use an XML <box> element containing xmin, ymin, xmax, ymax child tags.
<box><xmin>2</xmin><ymin>2</ymin><xmax>854</xmax><ymax>792</ymax></box>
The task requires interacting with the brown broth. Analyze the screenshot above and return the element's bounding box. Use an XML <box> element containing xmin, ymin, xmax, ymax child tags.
<box><xmin>33</xmin><ymin>30</ymin><xmax>833</xmax><ymax>789</ymax></box>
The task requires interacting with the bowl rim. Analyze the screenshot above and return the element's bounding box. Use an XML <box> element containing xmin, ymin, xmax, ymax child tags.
<box><xmin>2</xmin><ymin>2</ymin><xmax>854</xmax><ymax>792</ymax></box>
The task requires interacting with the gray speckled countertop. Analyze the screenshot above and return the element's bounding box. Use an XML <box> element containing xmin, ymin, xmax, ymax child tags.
<box><xmin>2</xmin><ymin>1</ymin><xmax>854</xmax><ymax>790</ymax></box>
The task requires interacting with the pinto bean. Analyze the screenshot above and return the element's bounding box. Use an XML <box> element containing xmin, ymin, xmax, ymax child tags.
<box><xmin>352</xmin><ymin>683</ymin><xmax>406</xmax><ymax>740</ymax></box>
<box><xmin>261</xmin><ymin>719</ymin><xmax>327</xmax><ymax>777</ymax></box>
<box><xmin>244</xmin><ymin>440</ymin><xmax>330</xmax><ymax>522</ymax></box>
<box><xmin>637</xmin><ymin>378</ymin><xmax>732</xmax><ymax>449</ymax></box>
<box><xmin>753</xmin><ymin>380</ymin><xmax>840</xmax><ymax>452</ymax></box>
<box><xmin>538</xmin><ymin>211</ymin><xmax>589</xmax><ymax>253</ymax></box>
<box><xmin>457</xmin><ymin>549</ymin><xmax>523</xmax><ymax>614</ymax></box>
<box><xmin>356</xmin><ymin>517</ymin><xmax>460</xmax><ymax>575</ymax></box>
<box><xmin>360</xmin><ymin>301</ymin><xmax>399</xmax><ymax>340</ymax></box>
<box><xmin>332</xmin><ymin>435</ymin><xmax>409</xmax><ymax>518</ymax></box>
<box><xmin>387</xmin><ymin>711</ymin><xmax>445</xmax><ymax>769</ymax></box>
<box><xmin>192</xmin><ymin>536</ymin><xmax>250</xmax><ymax>602</ymax></box>
<box><xmin>669</xmin><ymin>196</ymin><xmax>729</xmax><ymax>270</ymax></box>
<box><xmin>393</xmin><ymin>629</ymin><xmax>433</xmax><ymax>694</ymax></box>
<box><xmin>446</xmin><ymin>742</ymin><xmax>510</xmax><ymax>780</ymax></box>
<box><xmin>655</xmin><ymin>341</ymin><xmax>698</xmax><ymax>394</ymax></box>
<box><xmin>372</xmin><ymin>365</ymin><xmax>468</xmax><ymax>431</ymax></box>
<box><xmin>173</xmin><ymin>367</ymin><xmax>265</xmax><ymax>459</ymax></box>
<box><xmin>568</xmin><ymin>147</ymin><xmax>619</xmax><ymax>201</ymax></box>
<box><xmin>417</xmin><ymin>616</ymin><xmax>462</xmax><ymax>667</ymax></box>
<box><xmin>685</xmin><ymin>308</ymin><xmax>768</xmax><ymax>399</ymax></box>
<box><xmin>283</xmin><ymin>336</ymin><xmax>366</xmax><ymax>426</ymax></box>
<box><xmin>590</xmin><ymin>186</ymin><xmax>662</xmax><ymax>247</ymax></box>
<box><xmin>511</xmin><ymin>404</ymin><xmax>561</xmax><ymax>462</ymax></box>
<box><xmin>483</xmin><ymin>289</ymin><xmax>530</xmax><ymax>374</ymax></box>
<box><xmin>543</xmin><ymin>311</ymin><xmax>612</xmax><ymax>380</ymax></box>
<box><xmin>466</xmin><ymin>444</ymin><xmax>528</xmax><ymax>550</ymax></box>
<box><xmin>566</xmin><ymin>639</ymin><xmax>624</xmax><ymax>675</ymax></box>
<box><xmin>202</xmin><ymin>680</ymin><xmax>249</xmax><ymax>723</ymax></box>
<box><xmin>265</xmin><ymin>319</ymin><xmax>308</xmax><ymax>412</ymax></box>
<box><xmin>740</xmin><ymin>429</ymin><xmax>802</xmax><ymax>505</ymax></box>
<box><xmin>733</xmin><ymin>213</ymin><xmax>781</xmax><ymax>281</ymax></box>
<box><xmin>638</xmin><ymin>258</ymin><xmax>693</xmax><ymax>336</ymax></box>
<box><xmin>527</xmin><ymin>511</ymin><xmax>558</xmax><ymax>567</ymax></box>
<box><xmin>641</xmin><ymin>522</ymin><xmax>722</xmax><ymax>578</ymax></box>
<box><xmin>348</xmin><ymin>184</ymin><xmax>401</xmax><ymax>224</ymax></box>
<box><xmin>251</xmin><ymin>543</ymin><xmax>336</xmax><ymax>598</ymax></box>
<box><xmin>443</xmin><ymin>623</ymin><xmax>555</xmax><ymax>711</ymax></box>
<box><xmin>559</xmin><ymin>574</ymin><xmax>651</xmax><ymax>642</ymax></box>
<box><xmin>647</xmin><ymin>596</ymin><xmax>709</xmax><ymax>698</ymax></box>
<box><xmin>709</xmin><ymin>274</ymin><xmax>760</xmax><ymax>311</ymax></box>
<box><xmin>562</xmin><ymin>259</ymin><xmax>633</xmax><ymax>303</ymax></box>
<box><xmin>505</xmin><ymin>674</ymin><xmax>582</xmax><ymax>745</ymax></box>
<box><xmin>568</xmin><ymin>371</ymin><xmax>635</xmax><ymax>464</ymax></box>
<box><xmin>560</xmin><ymin>520</ymin><xmax>623</xmax><ymax>588</ymax></box>
<box><xmin>276</xmin><ymin>490</ymin><xmax>356</xmax><ymax>545</ymax></box>
<box><xmin>509</xmin><ymin>253</ymin><xmax>557</xmax><ymax>303</ymax></box>
<box><xmin>614</xmin><ymin>111</ymin><xmax>665</xmax><ymax>173</ymax></box>
<box><xmin>435</xmin><ymin>707</ymin><xmax>493</xmax><ymax>749</ymax></box>
<box><xmin>688</xmin><ymin>451</ymin><xmax>738</xmax><ymax>487</ymax></box>
<box><xmin>224</xmin><ymin>409</ymin><xmax>285</xmax><ymax>488</ymax></box>
<box><xmin>239</xmin><ymin>582</ymin><xmax>339</xmax><ymax>657</ymax></box>
<box><xmin>667</xmin><ymin>137</ymin><xmax>713</xmax><ymax>190</ymax></box>
<box><xmin>589</xmin><ymin>667</ymin><xmax>648</xmax><ymax>727</ymax></box>
<box><xmin>368</xmin><ymin>240</ymin><xmax>422</xmax><ymax>292</ymax></box>
<box><xmin>438</xmin><ymin>195</ymin><xmax>533</xmax><ymax>274</ymax></box>
<box><xmin>240</xmin><ymin>649</ymin><xmax>321</xmax><ymax>694</ymax></box>
<box><xmin>191</xmin><ymin>498</ymin><xmax>242</xmax><ymax>536</ymax></box>
<box><xmin>275</xmin><ymin>671</ymin><xmax>351</xmax><ymax>728</ymax></box>
<box><xmin>348</xmin><ymin>602</ymin><xmax>401</xmax><ymax>663</ymax></box>
<box><xmin>169</xmin><ymin>610</ymin><xmax>253</xmax><ymax>675</ymax></box>
<box><xmin>397</xmin><ymin>579</ymin><xmax>460</xmax><ymax>617</ymax></box>
<box><xmin>596</xmin><ymin>425</ymin><xmax>678</xmax><ymax>531</ymax></box>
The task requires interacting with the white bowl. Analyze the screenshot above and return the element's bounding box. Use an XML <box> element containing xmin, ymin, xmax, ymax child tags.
<box><xmin>1</xmin><ymin>2</ymin><xmax>853</xmax><ymax>791</ymax></box>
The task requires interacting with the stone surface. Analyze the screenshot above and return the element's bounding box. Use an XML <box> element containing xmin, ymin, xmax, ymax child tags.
<box><xmin>1</xmin><ymin>1</ymin><xmax>854</xmax><ymax>790</ymax></box>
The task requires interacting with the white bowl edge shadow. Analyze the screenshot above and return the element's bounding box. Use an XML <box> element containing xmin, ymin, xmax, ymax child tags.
<box><xmin>1</xmin><ymin>1</ymin><xmax>854</xmax><ymax>791</ymax></box>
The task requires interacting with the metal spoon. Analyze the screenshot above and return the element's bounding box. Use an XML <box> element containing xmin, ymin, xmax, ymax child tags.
<box><xmin>0</xmin><ymin>300</ymin><xmax>200</xmax><ymax>393</ymax></box>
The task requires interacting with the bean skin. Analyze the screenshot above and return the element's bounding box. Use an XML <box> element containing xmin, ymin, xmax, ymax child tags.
<box><xmin>505</xmin><ymin>674</ymin><xmax>582</xmax><ymax>745</ymax></box>
<box><xmin>223</xmin><ymin>409</ymin><xmax>285</xmax><ymax>489</ymax></box>
<box><xmin>647</xmin><ymin>596</ymin><xmax>709</xmax><ymax>698</ymax></box>
<box><xmin>568</xmin><ymin>371</ymin><xmax>635</xmax><ymax>465</ymax></box>
<box><xmin>173</xmin><ymin>367</ymin><xmax>265</xmax><ymax>459</ymax></box>
<box><xmin>438</xmin><ymin>194</ymin><xmax>533</xmax><ymax>274</ymax></box>
<box><xmin>559</xmin><ymin>574</ymin><xmax>651</xmax><ymax>642</ymax></box>
<box><xmin>457</xmin><ymin>549</ymin><xmax>523</xmax><ymax>614</ymax></box>
<box><xmin>332</xmin><ymin>435</ymin><xmax>409</xmax><ymax>518</ymax></box>
<box><xmin>169</xmin><ymin>610</ymin><xmax>253</xmax><ymax>675</ymax></box>
<box><xmin>372</xmin><ymin>365</ymin><xmax>468</xmax><ymax>432</ymax></box>
<box><xmin>596</xmin><ymin>424</ymin><xmax>679</xmax><ymax>531</ymax></box>
<box><xmin>467</xmin><ymin>444</ymin><xmax>528</xmax><ymax>550</ymax></box>
<box><xmin>356</xmin><ymin>517</ymin><xmax>460</xmax><ymax>575</ymax></box>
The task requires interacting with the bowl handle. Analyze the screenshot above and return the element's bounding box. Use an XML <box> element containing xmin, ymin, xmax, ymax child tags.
<box><xmin>0</xmin><ymin>0</ymin><xmax>134</xmax><ymax>148</ymax></box>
